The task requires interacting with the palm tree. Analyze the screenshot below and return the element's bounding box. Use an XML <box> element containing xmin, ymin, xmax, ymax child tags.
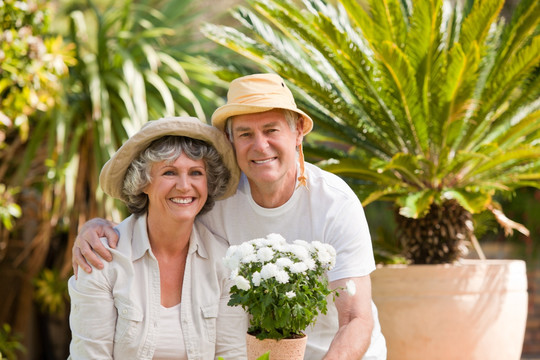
<box><xmin>203</xmin><ymin>0</ymin><xmax>540</xmax><ymax>264</ymax></box>
<box><xmin>1</xmin><ymin>0</ymin><xmax>228</xmax><ymax>356</ymax></box>
<box><xmin>48</xmin><ymin>0</ymin><xmax>228</xmax><ymax>268</ymax></box>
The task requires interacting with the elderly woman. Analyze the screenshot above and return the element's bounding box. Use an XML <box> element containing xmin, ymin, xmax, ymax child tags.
<box><xmin>68</xmin><ymin>116</ymin><xmax>247</xmax><ymax>359</ymax></box>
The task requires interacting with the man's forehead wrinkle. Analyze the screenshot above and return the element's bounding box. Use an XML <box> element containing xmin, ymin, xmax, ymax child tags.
<box><xmin>233</xmin><ymin>121</ymin><xmax>282</xmax><ymax>132</ymax></box>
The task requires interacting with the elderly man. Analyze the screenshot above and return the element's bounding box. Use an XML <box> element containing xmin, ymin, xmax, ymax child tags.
<box><xmin>73</xmin><ymin>73</ymin><xmax>387</xmax><ymax>360</ymax></box>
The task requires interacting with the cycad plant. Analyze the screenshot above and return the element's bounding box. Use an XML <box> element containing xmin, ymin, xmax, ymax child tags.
<box><xmin>204</xmin><ymin>0</ymin><xmax>540</xmax><ymax>264</ymax></box>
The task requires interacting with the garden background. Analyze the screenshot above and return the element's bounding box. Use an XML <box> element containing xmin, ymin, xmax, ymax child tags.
<box><xmin>1</xmin><ymin>0</ymin><xmax>539</xmax><ymax>358</ymax></box>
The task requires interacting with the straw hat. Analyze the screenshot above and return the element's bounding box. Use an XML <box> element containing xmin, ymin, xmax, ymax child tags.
<box><xmin>100</xmin><ymin>116</ymin><xmax>240</xmax><ymax>203</ymax></box>
<box><xmin>211</xmin><ymin>73</ymin><xmax>313</xmax><ymax>135</ymax></box>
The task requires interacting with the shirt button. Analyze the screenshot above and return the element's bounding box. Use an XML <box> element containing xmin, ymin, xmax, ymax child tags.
<box><xmin>122</xmin><ymin>309</ymin><xmax>127</xmax><ymax>314</ymax></box>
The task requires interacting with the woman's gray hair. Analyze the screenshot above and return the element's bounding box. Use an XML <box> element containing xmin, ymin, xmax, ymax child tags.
<box><xmin>225</xmin><ymin>109</ymin><xmax>299</xmax><ymax>142</ymax></box>
<box><xmin>122</xmin><ymin>136</ymin><xmax>230</xmax><ymax>216</ymax></box>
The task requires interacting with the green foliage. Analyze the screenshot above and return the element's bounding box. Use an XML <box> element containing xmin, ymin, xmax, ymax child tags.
<box><xmin>33</xmin><ymin>268</ymin><xmax>68</xmax><ymax>316</ymax></box>
<box><xmin>204</xmin><ymin>0</ymin><xmax>540</xmax><ymax>261</ymax></box>
<box><xmin>224</xmin><ymin>234</ymin><xmax>337</xmax><ymax>340</ymax></box>
<box><xmin>0</xmin><ymin>0</ymin><xmax>73</xmax><ymax>262</ymax></box>
<box><xmin>0</xmin><ymin>0</ymin><xmax>74</xmax><ymax>140</ymax></box>
<box><xmin>0</xmin><ymin>185</ymin><xmax>20</xmax><ymax>231</ymax></box>
<box><xmin>0</xmin><ymin>324</ymin><xmax>25</xmax><ymax>360</ymax></box>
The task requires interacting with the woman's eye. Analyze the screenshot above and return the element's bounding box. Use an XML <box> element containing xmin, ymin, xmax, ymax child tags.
<box><xmin>163</xmin><ymin>170</ymin><xmax>175</xmax><ymax>176</ymax></box>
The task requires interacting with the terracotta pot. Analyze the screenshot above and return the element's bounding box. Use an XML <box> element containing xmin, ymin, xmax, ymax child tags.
<box><xmin>371</xmin><ymin>259</ymin><xmax>528</xmax><ymax>360</ymax></box>
<box><xmin>246</xmin><ymin>333</ymin><xmax>307</xmax><ymax>360</ymax></box>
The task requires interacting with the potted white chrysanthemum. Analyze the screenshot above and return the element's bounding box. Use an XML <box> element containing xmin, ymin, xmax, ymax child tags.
<box><xmin>223</xmin><ymin>233</ymin><xmax>348</xmax><ymax>360</ymax></box>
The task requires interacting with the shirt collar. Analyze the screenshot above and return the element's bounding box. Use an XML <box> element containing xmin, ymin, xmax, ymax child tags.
<box><xmin>126</xmin><ymin>214</ymin><xmax>209</xmax><ymax>261</ymax></box>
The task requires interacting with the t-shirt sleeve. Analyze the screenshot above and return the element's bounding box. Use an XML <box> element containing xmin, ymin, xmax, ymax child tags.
<box><xmin>326</xmin><ymin>196</ymin><xmax>376</xmax><ymax>282</ymax></box>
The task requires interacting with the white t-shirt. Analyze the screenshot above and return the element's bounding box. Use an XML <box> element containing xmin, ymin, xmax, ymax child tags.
<box><xmin>153</xmin><ymin>303</ymin><xmax>187</xmax><ymax>360</ymax></box>
<box><xmin>200</xmin><ymin>162</ymin><xmax>386</xmax><ymax>360</ymax></box>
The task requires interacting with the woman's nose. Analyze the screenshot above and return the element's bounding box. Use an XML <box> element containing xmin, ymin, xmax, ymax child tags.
<box><xmin>176</xmin><ymin>175</ymin><xmax>190</xmax><ymax>190</ymax></box>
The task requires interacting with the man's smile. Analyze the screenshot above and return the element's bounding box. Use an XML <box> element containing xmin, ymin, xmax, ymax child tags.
<box><xmin>252</xmin><ymin>157</ymin><xmax>277</xmax><ymax>164</ymax></box>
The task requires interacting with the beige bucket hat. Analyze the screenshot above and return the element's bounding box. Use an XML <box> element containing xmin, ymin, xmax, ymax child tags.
<box><xmin>211</xmin><ymin>73</ymin><xmax>313</xmax><ymax>135</ymax></box>
<box><xmin>100</xmin><ymin>116</ymin><xmax>240</xmax><ymax>203</ymax></box>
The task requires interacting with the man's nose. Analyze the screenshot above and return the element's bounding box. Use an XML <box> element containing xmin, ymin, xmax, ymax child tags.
<box><xmin>252</xmin><ymin>132</ymin><xmax>269</xmax><ymax>151</ymax></box>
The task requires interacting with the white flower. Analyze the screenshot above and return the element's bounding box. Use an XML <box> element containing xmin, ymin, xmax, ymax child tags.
<box><xmin>285</xmin><ymin>291</ymin><xmax>296</xmax><ymax>299</ymax></box>
<box><xmin>289</xmin><ymin>262</ymin><xmax>308</xmax><ymax>274</ymax></box>
<box><xmin>317</xmin><ymin>248</ymin><xmax>333</xmax><ymax>266</ymax></box>
<box><xmin>252</xmin><ymin>271</ymin><xmax>262</xmax><ymax>286</ymax></box>
<box><xmin>249</xmin><ymin>238</ymin><xmax>266</xmax><ymax>248</ymax></box>
<box><xmin>266</xmin><ymin>233</ymin><xmax>287</xmax><ymax>244</ymax></box>
<box><xmin>260</xmin><ymin>263</ymin><xmax>279</xmax><ymax>280</ymax></box>
<box><xmin>275</xmin><ymin>269</ymin><xmax>290</xmax><ymax>284</ymax></box>
<box><xmin>257</xmin><ymin>247</ymin><xmax>274</xmax><ymax>262</ymax></box>
<box><xmin>225</xmin><ymin>245</ymin><xmax>238</xmax><ymax>258</ymax></box>
<box><xmin>325</xmin><ymin>244</ymin><xmax>337</xmax><ymax>268</ymax></box>
<box><xmin>288</xmin><ymin>244</ymin><xmax>309</xmax><ymax>261</ymax></box>
<box><xmin>240</xmin><ymin>253</ymin><xmax>258</xmax><ymax>264</ymax></box>
<box><xmin>234</xmin><ymin>275</ymin><xmax>251</xmax><ymax>291</ymax></box>
<box><xmin>303</xmin><ymin>258</ymin><xmax>316</xmax><ymax>270</ymax></box>
<box><xmin>276</xmin><ymin>257</ymin><xmax>294</xmax><ymax>268</ymax></box>
<box><xmin>311</xmin><ymin>241</ymin><xmax>337</xmax><ymax>269</ymax></box>
<box><xmin>223</xmin><ymin>245</ymin><xmax>240</xmax><ymax>270</ymax></box>
<box><xmin>346</xmin><ymin>280</ymin><xmax>357</xmax><ymax>296</ymax></box>
<box><xmin>238</xmin><ymin>242</ymin><xmax>256</xmax><ymax>257</ymax></box>
<box><xmin>229</xmin><ymin>268</ymin><xmax>239</xmax><ymax>280</ymax></box>
<box><xmin>271</xmin><ymin>242</ymin><xmax>287</xmax><ymax>252</ymax></box>
<box><xmin>293</xmin><ymin>239</ymin><xmax>310</xmax><ymax>248</ymax></box>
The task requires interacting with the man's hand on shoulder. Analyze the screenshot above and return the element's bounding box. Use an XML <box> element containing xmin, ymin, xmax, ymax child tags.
<box><xmin>72</xmin><ymin>218</ymin><xmax>119</xmax><ymax>278</ymax></box>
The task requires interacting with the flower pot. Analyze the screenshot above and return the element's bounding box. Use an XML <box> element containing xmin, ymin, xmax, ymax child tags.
<box><xmin>371</xmin><ymin>259</ymin><xmax>528</xmax><ymax>360</ymax></box>
<box><xmin>246</xmin><ymin>333</ymin><xmax>308</xmax><ymax>360</ymax></box>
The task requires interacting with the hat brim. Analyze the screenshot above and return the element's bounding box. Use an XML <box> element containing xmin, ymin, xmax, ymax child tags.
<box><xmin>100</xmin><ymin>116</ymin><xmax>240</xmax><ymax>203</ymax></box>
<box><xmin>212</xmin><ymin>104</ymin><xmax>314</xmax><ymax>135</ymax></box>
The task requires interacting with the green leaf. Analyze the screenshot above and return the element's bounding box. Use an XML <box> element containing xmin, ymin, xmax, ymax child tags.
<box><xmin>397</xmin><ymin>189</ymin><xmax>437</xmax><ymax>218</ymax></box>
<box><xmin>459</xmin><ymin>0</ymin><xmax>504</xmax><ymax>54</ymax></box>
<box><xmin>383</xmin><ymin>153</ymin><xmax>428</xmax><ymax>189</ymax></box>
<box><xmin>442</xmin><ymin>189</ymin><xmax>491</xmax><ymax>214</ymax></box>
<box><xmin>378</xmin><ymin>41</ymin><xmax>428</xmax><ymax>155</ymax></box>
<box><xmin>368</xmin><ymin>0</ymin><xmax>408</xmax><ymax>47</ymax></box>
<box><xmin>318</xmin><ymin>158</ymin><xmax>400</xmax><ymax>186</ymax></box>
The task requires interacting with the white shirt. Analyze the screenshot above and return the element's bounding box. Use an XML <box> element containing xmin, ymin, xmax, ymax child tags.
<box><xmin>68</xmin><ymin>214</ymin><xmax>248</xmax><ymax>359</ymax></box>
<box><xmin>153</xmin><ymin>303</ymin><xmax>187</xmax><ymax>359</ymax></box>
<box><xmin>200</xmin><ymin>162</ymin><xmax>386</xmax><ymax>359</ymax></box>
